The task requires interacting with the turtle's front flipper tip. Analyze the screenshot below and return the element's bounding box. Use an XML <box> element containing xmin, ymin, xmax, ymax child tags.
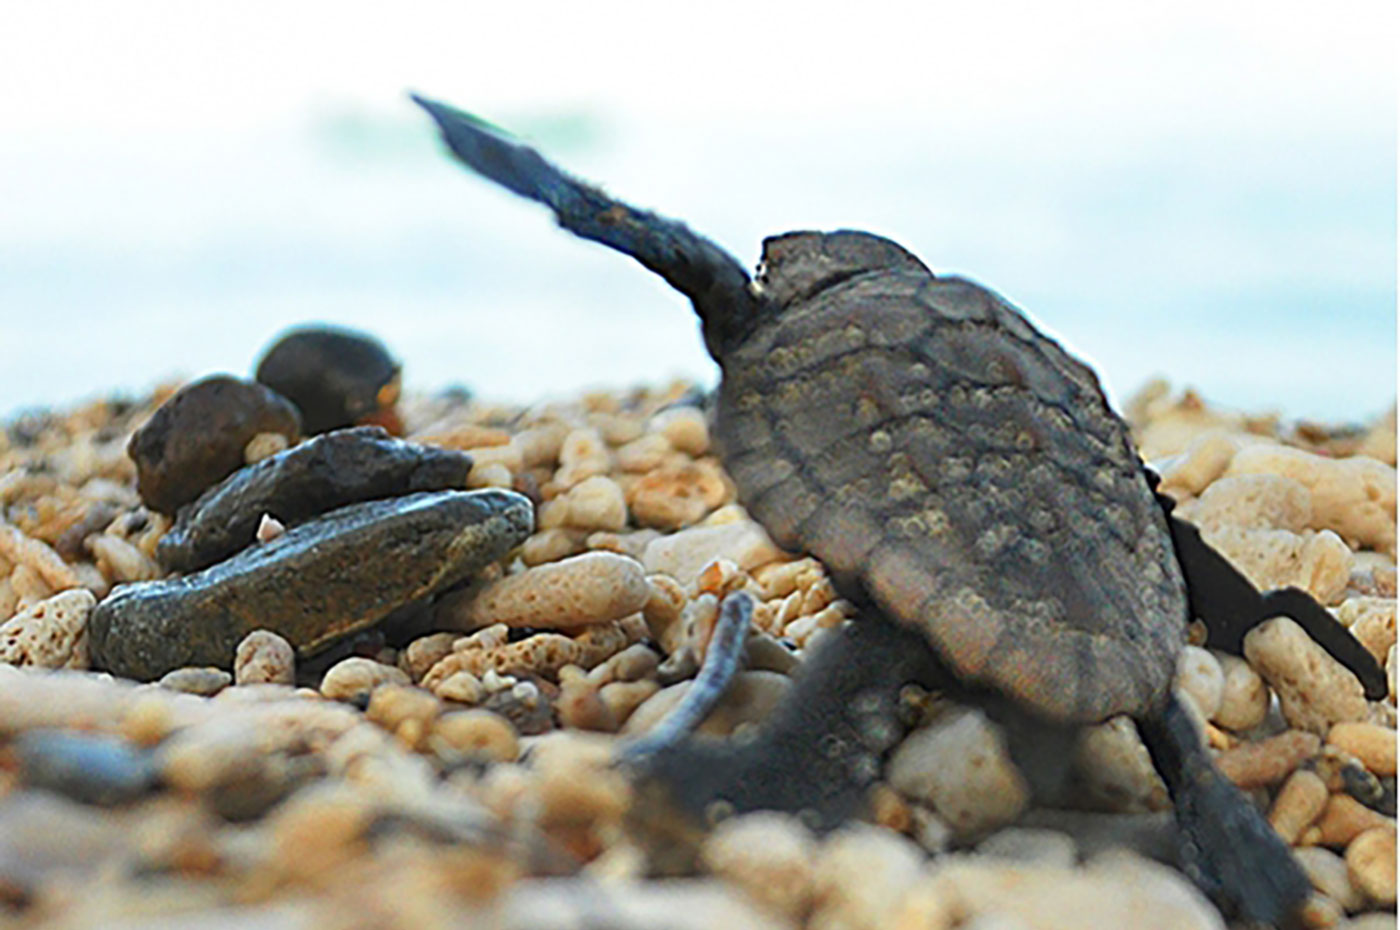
<box><xmin>410</xmin><ymin>91</ymin><xmax>574</xmax><ymax>208</ymax></box>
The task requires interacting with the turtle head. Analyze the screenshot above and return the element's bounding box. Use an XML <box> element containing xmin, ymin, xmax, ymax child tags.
<box><xmin>754</xmin><ymin>230</ymin><xmax>929</xmax><ymax>308</ymax></box>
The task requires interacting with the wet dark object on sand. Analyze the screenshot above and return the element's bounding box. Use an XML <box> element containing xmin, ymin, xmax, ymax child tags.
<box><xmin>416</xmin><ymin>95</ymin><xmax>1386</xmax><ymax>926</ymax></box>
<box><xmin>14</xmin><ymin>730</ymin><xmax>158</xmax><ymax>807</ymax></box>
<box><xmin>255</xmin><ymin>325</ymin><xmax>403</xmax><ymax>435</ymax></box>
<box><xmin>127</xmin><ymin>375</ymin><xmax>301</xmax><ymax>515</ymax></box>
<box><xmin>157</xmin><ymin>427</ymin><xmax>474</xmax><ymax>573</ymax></box>
<box><xmin>90</xmin><ymin>489</ymin><xmax>532</xmax><ymax>681</ymax></box>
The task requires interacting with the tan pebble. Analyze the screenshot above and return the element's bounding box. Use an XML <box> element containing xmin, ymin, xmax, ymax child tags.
<box><xmin>1356</xmin><ymin>406</ymin><xmax>1396</xmax><ymax>466</ymax></box>
<box><xmin>267</xmin><ymin>784</ymin><xmax>375</xmax><ymax>882</ymax></box>
<box><xmin>1314</xmin><ymin>794</ymin><xmax>1396</xmax><ymax>848</ymax></box>
<box><xmin>398</xmin><ymin>632</ymin><xmax>458</xmax><ymax>682</ymax></box>
<box><xmin>1211</xmin><ymin>651</ymin><xmax>1270</xmax><ymax>731</ymax></box>
<box><xmin>622</xmin><ymin>671</ymin><xmax>791</xmax><ymax>738</ymax></box>
<box><xmin>1174</xmin><ymin>645</ymin><xmax>1224</xmax><ymax>721</ymax></box>
<box><xmin>250</xmin><ymin>512</ymin><xmax>286</xmax><ymax>544</ymax></box>
<box><xmin>320</xmin><ymin>657</ymin><xmax>410</xmax><ymax>702</ymax></box>
<box><xmin>588</xmin><ymin>410</ymin><xmax>643</xmax><ymax>446</ymax></box>
<box><xmin>233</xmin><ymin>629</ymin><xmax>295</xmax><ymax>685</ymax></box>
<box><xmin>810</xmin><ymin>823</ymin><xmax>925</xmax><ymax>930</ymax></box>
<box><xmin>1216</xmin><ymin>728</ymin><xmax>1322</xmax><ymax>788</ymax></box>
<box><xmin>69</xmin><ymin>561</ymin><xmax>110</xmax><ymax>598</ymax></box>
<box><xmin>10</xmin><ymin>563</ymin><xmax>52</xmax><ymax>608</ymax></box>
<box><xmin>889</xmin><ymin>708</ymin><xmax>1030</xmax><ymax>840</ymax></box>
<box><xmin>1203</xmin><ymin>525</ymin><xmax>1352</xmax><ymax>605</ymax></box>
<box><xmin>1298</xmin><ymin>892</ymin><xmax>1345</xmax><ymax>929</ymax></box>
<box><xmin>1071</xmin><ymin>716</ymin><xmax>1169</xmax><ymax>812</ymax></box>
<box><xmin>158</xmin><ymin>666</ymin><xmax>232</xmax><ymax>695</ymax></box>
<box><xmin>1245</xmin><ymin>616</ymin><xmax>1368</xmax><ymax>734</ymax></box>
<box><xmin>1389</xmin><ymin>644</ymin><xmax>1397</xmax><ymax>706</ymax></box>
<box><xmin>434</xmin><ymin>670</ymin><xmax>486</xmax><ymax>704</ymax></box>
<box><xmin>425</xmin><ymin>619</ymin><xmax>636</xmax><ymax>687</ymax></box>
<box><xmin>0</xmin><ymin>521</ymin><xmax>80</xmax><ymax>591</ymax></box>
<box><xmin>1155</xmin><ymin>429</ymin><xmax>1240</xmax><ymax>497</ymax></box>
<box><xmin>869</xmin><ymin>782</ymin><xmax>913</xmax><ymax>834</ymax></box>
<box><xmin>753</xmin><ymin>556</ymin><xmax>821</xmax><ymax>600</ymax></box>
<box><xmin>586</xmin><ymin>642</ymin><xmax>660</xmax><ymax>686</ymax></box>
<box><xmin>700</xmin><ymin>811</ymin><xmax>817</xmax><ymax>920</ymax></box>
<box><xmin>1344</xmin><ymin>826</ymin><xmax>1396</xmax><ymax>905</ymax></box>
<box><xmin>0</xmin><ymin>587</ymin><xmax>94</xmax><ymax>669</ymax></box>
<box><xmin>511</xmin><ymin>424</ymin><xmax>568</xmax><ymax>466</ymax></box>
<box><xmin>554</xmin><ymin>428</ymin><xmax>611</xmax><ymax>488</ymax></box>
<box><xmin>1326</xmin><ymin>722</ymin><xmax>1396</xmax><ymax>776</ymax></box>
<box><xmin>556</xmin><ymin>677</ymin><xmax>615</xmax><ymax>731</ymax></box>
<box><xmin>1268</xmin><ymin>769</ymin><xmax>1330</xmax><ymax>843</ymax></box>
<box><xmin>651</xmin><ymin>407</ymin><xmax>710</xmax><ymax>456</ymax></box>
<box><xmin>584</xmin><ymin>527</ymin><xmax>661</xmax><ymax>561</ymax></box>
<box><xmin>744</xmin><ymin>633</ymin><xmax>800</xmax><ymax>674</ymax></box>
<box><xmin>627</xmin><ymin>460</ymin><xmax>729</xmax><ymax>530</ymax></box>
<box><xmin>1190</xmin><ymin>472</ymin><xmax>1313</xmax><ymax>531</ymax></box>
<box><xmin>558</xmin><ymin>475</ymin><xmax>628</xmax><ymax>532</ymax></box>
<box><xmin>0</xmin><ymin>575</ymin><xmax>18</xmax><ymax>619</ymax></box>
<box><xmin>467</xmin><ymin>461</ymin><xmax>514</xmax><ymax>489</ymax></box>
<box><xmin>87</xmin><ymin>533</ymin><xmax>161</xmax><ymax>582</ymax></box>
<box><xmin>519</xmin><ymin>528</ymin><xmax>588</xmax><ymax>565</ymax></box>
<box><xmin>429</xmin><ymin>709</ymin><xmax>519</xmax><ymax>762</ymax></box>
<box><xmin>643</xmin><ymin>519</ymin><xmax>786</xmax><ymax>585</ymax></box>
<box><xmin>1294</xmin><ymin>846</ymin><xmax>1367</xmax><ymax>913</ymax></box>
<box><xmin>615</xmin><ymin>433</ymin><xmax>674</xmax><ymax>473</ymax></box>
<box><xmin>119</xmin><ymin>693</ymin><xmax>179</xmax><ymax>746</ymax></box>
<box><xmin>440</xmin><ymin>552</ymin><xmax>648</xmax><ymax>633</ymax></box>
<box><xmin>365</xmin><ymin>683</ymin><xmax>441</xmax><ymax>748</ymax></box>
<box><xmin>1227</xmin><ymin>443</ymin><xmax>1396</xmax><ymax>555</ymax></box>
<box><xmin>597</xmin><ymin>680</ymin><xmax>659</xmax><ymax>727</ymax></box>
<box><xmin>1337</xmin><ymin>597</ymin><xmax>1396</xmax><ymax>667</ymax></box>
<box><xmin>642</xmin><ymin>574</ymin><xmax>688</xmax><ymax>651</ymax></box>
<box><xmin>242</xmin><ymin>431</ymin><xmax>290</xmax><ymax>464</ymax></box>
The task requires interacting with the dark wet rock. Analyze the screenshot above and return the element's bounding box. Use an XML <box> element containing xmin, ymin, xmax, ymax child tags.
<box><xmin>157</xmin><ymin>427</ymin><xmax>473</xmax><ymax>573</ymax></box>
<box><xmin>157</xmin><ymin>666</ymin><xmax>233</xmax><ymax>696</ymax></box>
<box><xmin>13</xmin><ymin>730</ymin><xmax>159</xmax><ymax>806</ymax></box>
<box><xmin>89</xmin><ymin>489</ymin><xmax>533</xmax><ymax>681</ymax></box>
<box><xmin>127</xmin><ymin>375</ymin><xmax>301</xmax><ymax>515</ymax></box>
<box><xmin>254</xmin><ymin>325</ymin><xmax>402</xmax><ymax>435</ymax></box>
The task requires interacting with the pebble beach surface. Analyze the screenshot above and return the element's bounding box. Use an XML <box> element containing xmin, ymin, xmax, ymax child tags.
<box><xmin>0</xmin><ymin>372</ymin><xmax>1394</xmax><ymax>930</ymax></box>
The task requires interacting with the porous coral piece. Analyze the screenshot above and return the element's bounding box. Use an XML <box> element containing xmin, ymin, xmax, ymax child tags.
<box><xmin>643</xmin><ymin>519</ymin><xmax>786</xmax><ymax>585</ymax></box>
<box><xmin>1344</xmin><ymin>827</ymin><xmax>1396</xmax><ymax>906</ymax></box>
<box><xmin>1337</xmin><ymin>597</ymin><xmax>1397</xmax><ymax>667</ymax></box>
<box><xmin>1244</xmin><ymin>616</ymin><xmax>1368</xmax><ymax>734</ymax></box>
<box><xmin>398</xmin><ymin>632</ymin><xmax>458</xmax><ymax>682</ymax></box>
<box><xmin>1211</xmin><ymin>651</ymin><xmax>1270</xmax><ymax>731</ymax></box>
<box><xmin>1226</xmin><ymin>443</ymin><xmax>1397</xmax><ymax>555</ymax></box>
<box><xmin>1155</xmin><ymin>429</ymin><xmax>1240</xmax><ymax>497</ymax></box>
<box><xmin>650</xmin><ymin>406</ymin><xmax>711</xmax><ymax>457</ymax></box>
<box><xmin>0</xmin><ymin>521</ymin><xmax>80</xmax><ymax>592</ymax></box>
<box><xmin>233</xmin><ymin>630</ymin><xmax>296</xmax><ymax>685</ymax></box>
<box><xmin>555</xmin><ymin>475</ymin><xmax>628</xmax><ymax>531</ymax></box>
<box><xmin>423</xmin><ymin>618</ymin><xmax>638</xmax><ymax>689</ymax></box>
<box><xmin>366</xmin><ymin>683</ymin><xmax>442</xmax><ymax>749</ymax></box>
<box><xmin>1201</xmin><ymin>525</ymin><xmax>1352</xmax><ymax>605</ymax></box>
<box><xmin>627</xmin><ymin>460</ymin><xmax>730</xmax><ymax>530</ymax></box>
<box><xmin>1267</xmin><ymin>769</ymin><xmax>1328</xmax><ymax>844</ymax></box>
<box><xmin>0</xmin><ymin>588</ymin><xmax>94</xmax><ymax>669</ymax></box>
<box><xmin>1069</xmin><ymin>716</ymin><xmax>1168</xmax><ymax>813</ymax></box>
<box><xmin>1215</xmin><ymin>729</ymin><xmax>1321</xmax><ymax>788</ymax></box>
<box><xmin>437</xmin><ymin>552</ymin><xmax>649</xmax><ymax>632</ymax></box>
<box><xmin>1326</xmin><ymin>722</ymin><xmax>1396</xmax><ymax>777</ymax></box>
<box><xmin>552</xmin><ymin>427</ymin><xmax>611</xmax><ymax>489</ymax></box>
<box><xmin>1185</xmin><ymin>473</ymin><xmax>1312</xmax><ymax>532</ymax></box>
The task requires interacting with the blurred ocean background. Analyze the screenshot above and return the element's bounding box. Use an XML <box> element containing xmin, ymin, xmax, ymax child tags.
<box><xmin>1</xmin><ymin>1</ymin><xmax>1395</xmax><ymax>421</ymax></box>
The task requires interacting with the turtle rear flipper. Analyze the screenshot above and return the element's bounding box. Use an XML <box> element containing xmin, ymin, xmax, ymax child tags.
<box><xmin>1150</xmin><ymin>476</ymin><xmax>1386</xmax><ymax>699</ymax></box>
<box><xmin>1137</xmin><ymin>695</ymin><xmax>1308</xmax><ymax>927</ymax></box>
<box><xmin>412</xmin><ymin>93</ymin><xmax>759</xmax><ymax>360</ymax></box>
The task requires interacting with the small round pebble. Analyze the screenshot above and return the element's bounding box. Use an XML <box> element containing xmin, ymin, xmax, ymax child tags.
<box><xmin>1327</xmin><ymin>722</ymin><xmax>1397</xmax><ymax>777</ymax></box>
<box><xmin>320</xmin><ymin>657</ymin><xmax>410</xmax><ymax>703</ymax></box>
<box><xmin>1344</xmin><ymin>826</ymin><xmax>1396</xmax><ymax>906</ymax></box>
<box><xmin>254</xmin><ymin>325</ymin><xmax>402</xmax><ymax>435</ymax></box>
<box><xmin>157</xmin><ymin>666</ymin><xmax>233</xmax><ymax>696</ymax></box>
<box><xmin>1244</xmin><ymin>616</ymin><xmax>1368</xmax><ymax>734</ymax></box>
<box><xmin>127</xmin><ymin>374</ymin><xmax>301</xmax><ymax>514</ymax></box>
<box><xmin>1174</xmin><ymin>645</ymin><xmax>1224</xmax><ymax>721</ymax></box>
<box><xmin>700</xmin><ymin>811</ymin><xmax>817</xmax><ymax>920</ymax></box>
<box><xmin>440</xmin><ymin>552</ymin><xmax>649</xmax><ymax>632</ymax></box>
<box><xmin>234</xmin><ymin>630</ymin><xmax>296</xmax><ymax>685</ymax></box>
<box><xmin>1211</xmin><ymin>651</ymin><xmax>1270</xmax><ymax>731</ymax></box>
<box><xmin>887</xmin><ymin>708</ymin><xmax>1030</xmax><ymax>839</ymax></box>
<box><xmin>1294</xmin><ymin>847</ymin><xmax>1367</xmax><ymax>913</ymax></box>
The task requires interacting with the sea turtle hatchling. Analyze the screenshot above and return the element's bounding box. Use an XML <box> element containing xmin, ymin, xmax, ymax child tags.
<box><xmin>414</xmin><ymin>95</ymin><xmax>1386</xmax><ymax>926</ymax></box>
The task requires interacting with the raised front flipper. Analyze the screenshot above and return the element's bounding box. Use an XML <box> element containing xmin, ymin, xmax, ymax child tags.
<box><xmin>1148</xmin><ymin>470</ymin><xmax>1387</xmax><ymax>699</ymax></box>
<box><xmin>412</xmin><ymin>94</ymin><xmax>759</xmax><ymax>359</ymax></box>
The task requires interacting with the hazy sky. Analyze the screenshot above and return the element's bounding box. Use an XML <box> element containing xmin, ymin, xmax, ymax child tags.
<box><xmin>2</xmin><ymin>1</ymin><xmax>1395</xmax><ymax>420</ymax></box>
